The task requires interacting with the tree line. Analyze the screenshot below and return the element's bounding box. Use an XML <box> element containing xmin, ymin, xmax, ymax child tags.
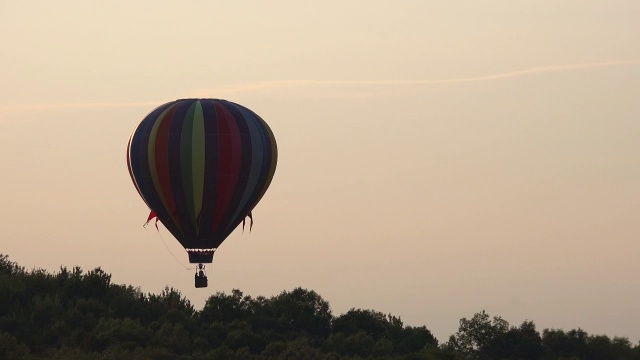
<box><xmin>0</xmin><ymin>254</ymin><xmax>638</xmax><ymax>359</ymax></box>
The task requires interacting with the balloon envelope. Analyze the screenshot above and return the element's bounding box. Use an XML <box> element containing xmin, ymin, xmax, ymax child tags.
<box><xmin>127</xmin><ymin>99</ymin><xmax>277</xmax><ymax>263</ymax></box>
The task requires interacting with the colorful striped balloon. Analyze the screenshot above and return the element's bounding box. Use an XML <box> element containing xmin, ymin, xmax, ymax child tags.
<box><xmin>127</xmin><ymin>99</ymin><xmax>277</xmax><ymax>263</ymax></box>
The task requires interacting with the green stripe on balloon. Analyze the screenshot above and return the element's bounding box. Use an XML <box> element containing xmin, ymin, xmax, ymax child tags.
<box><xmin>180</xmin><ymin>101</ymin><xmax>197</xmax><ymax>231</ymax></box>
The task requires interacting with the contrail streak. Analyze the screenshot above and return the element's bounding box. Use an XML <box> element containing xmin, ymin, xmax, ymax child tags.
<box><xmin>0</xmin><ymin>101</ymin><xmax>162</xmax><ymax>112</ymax></box>
<box><xmin>1</xmin><ymin>59</ymin><xmax>638</xmax><ymax>113</ymax></box>
<box><xmin>201</xmin><ymin>59</ymin><xmax>640</xmax><ymax>94</ymax></box>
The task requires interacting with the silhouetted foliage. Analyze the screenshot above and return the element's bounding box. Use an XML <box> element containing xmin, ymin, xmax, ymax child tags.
<box><xmin>445</xmin><ymin>311</ymin><xmax>640</xmax><ymax>360</ymax></box>
<box><xmin>0</xmin><ymin>254</ymin><xmax>638</xmax><ymax>359</ymax></box>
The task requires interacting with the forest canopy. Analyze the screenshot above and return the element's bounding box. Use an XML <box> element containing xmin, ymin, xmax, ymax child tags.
<box><xmin>0</xmin><ymin>254</ymin><xmax>638</xmax><ymax>360</ymax></box>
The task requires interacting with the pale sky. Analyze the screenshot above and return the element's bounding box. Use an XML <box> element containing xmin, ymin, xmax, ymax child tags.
<box><xmin>1</xmin><ymin>1</ymin><xmax>639</xmax><ymax>343</ymax></box>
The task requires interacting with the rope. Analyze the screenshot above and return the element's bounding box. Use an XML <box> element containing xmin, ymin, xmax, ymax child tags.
<box><xmin>156</xmin><ymin>229</ymin><xmax>196</xmax><ymax>271</ymax></box>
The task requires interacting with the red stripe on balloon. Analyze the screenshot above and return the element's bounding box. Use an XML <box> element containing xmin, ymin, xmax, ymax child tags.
<box><xmin>212</xmin><ymin>103</ymin><xmax>242</xmax><ymax>231</ymax></box>
<box><xmin>154</xmin><ymin>107</ymin><xmax>182</xmax><ymax>232</ymax></box>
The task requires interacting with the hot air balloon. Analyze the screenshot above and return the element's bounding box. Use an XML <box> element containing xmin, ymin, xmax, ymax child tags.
<box><xmin>127</xmin><ymin>99</ymin><xmax>277</xmax><ymax>287</ymax></box>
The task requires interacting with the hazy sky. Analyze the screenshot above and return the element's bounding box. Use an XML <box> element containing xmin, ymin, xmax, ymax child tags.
<box><xmin>1</xmin><ymin>1</ymin><xmax>639</xmax><ymax>343</ymax></box>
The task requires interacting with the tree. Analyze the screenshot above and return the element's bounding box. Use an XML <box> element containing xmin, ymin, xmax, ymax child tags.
<box><xmin>200</xmin><ymin>289</ymin><xmax>252</xmax><ymax>325</ymax></box>
<box><xmin>400</xmin><ymin>326</ymin><xmax>439</xmax><ymax>354</ymax></box>
<box><xmin>502</xmin><ymin>320</ymin><xmax>543</xmax><ymax>360</ymax></box>
<box><xmin>0</xmin><ymin>332</ymin><xmax>30</xmax><ymax>360</ymax></box>
<box><xmin>267</xmin><ymin>288</ymin><xmax>333</xmax><ymax>337</ymax></box>
<box><xmin>447</xmin><ymin>310</ymin><xmax>509</xmax><ymax>359</ymax></box>
<box><xmin>94</xmin><ymin>317</ymin><xmax>148</xmax><ymax>351</ymax></box>
<box><xmin>542</xmin><ymin>328</ymin><xmax>589</xmax><ymax>359</ymax></box>
<box><xmin>333</xmin><ymin>309</ymin><xmax>390</xmax><ymax>339</ymax></box>
<box><xmin>0</xmin><ymin>255</ymin><xmax>23</xmax><ymax>275</ymax></box>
